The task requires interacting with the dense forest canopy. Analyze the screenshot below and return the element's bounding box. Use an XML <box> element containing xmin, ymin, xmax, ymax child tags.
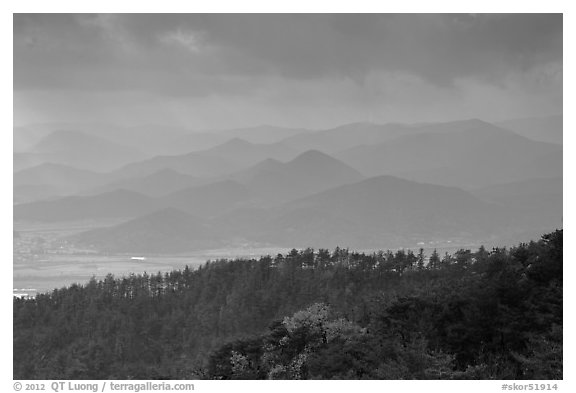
<box><xmin>13</xmin><ymin>230</ymin><xmax>562</xmax><ymax>380</ymax></box>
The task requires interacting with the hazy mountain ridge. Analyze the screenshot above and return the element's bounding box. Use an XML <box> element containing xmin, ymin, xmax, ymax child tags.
<box><xmin>14</xmin><ymin>189</ymin><xmax>159</xmax><ymax>222</ymax></box>
<box><xmin>214</xmin><ymin>125</ymin><xmax>308</xmax><ymax>144</ymax></box>
<box><xmin>230</xmin><ymin>150</ymin><xmax>365</xmax><ymax>204</ymax></box>
<box><xmin>65</xmin><ymin>174</ymin><xmax>553</xmax><ymax>253</ymax></box>
<box><xmin>200</xmin><ymin>137</ymin><xmax>300</xmax><ymax>166</ymax></box>
<box><xmin>29</xmin><ymin>130</ymin><xmax>149</xmax><ymax>172</ymax></box>
<box><xmin>14</xmin><ymin>117</ymin><xmax>562</xmax><ymax>252</ymax></box>
<box><xmin>496</xmin><ymin>115</ymin><xmax>562</xmax><ymax>144</ymax></box>
<box><xmin>278</xmin><ymin>122</ymin><xmax>418</xmax><ymax>153</ymax></box>
<box><xmin>72</xmin><ymin>208</ymin><xmax>217</xmax><ymax>253</ymax></box>
<box><xmin>107</xmin><ymin>137</ymin><xmax>299</xmax><ymax>180</ymax></box>
<box><xmin>81</xmin><ymin>169</ymin><xmax>201</xmax><ymax>197</ymax></box>
<box><xmin>14</xmin><ymin>163</ymin><xmax>109</xmax><ymax>203</ymax></box>
<box><xmin>256</xmin><ymin>175</ymin><xmax>525</xmax><ymax>248</ymax></box>
<box><xmin>336</xmin><ymin>120</ymin><xmax>561</xmax><ymax>187</ymax></box>
<box><xmin>470</xmin><ymin>177</ymin><xmax>562</xmax><ymax>224</ymax></box>
<box><xmin>15</xmin><ymin>150</ymin><xmax>365</xmax><ymax>221</ymax></box>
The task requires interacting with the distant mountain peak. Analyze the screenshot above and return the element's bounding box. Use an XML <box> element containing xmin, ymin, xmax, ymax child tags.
<box><xmin>218</xmin><ymin>137</ymin><xmax>253</xmax><ymax>147</ymax></box>
<box><xmin>145</xmin><ymin>168</ymin><xmax>189</xmax><ymax>178</ymax></box>
<box><xmin>466</xmin><ymin>118</ymin><xmax>490</xmax><ymax>125</ymax></box>
<box><xmin>250</xmin><ymin>157</ymin><xmax>284</xmax><ymax>170</ymax></box>
<box><xmin>290</xmin><ymin>149</ymin><xmax>334</xmax><ymax>163</ymax></box>
<box><xmin>287</xmin><ymin>150</ymin><xmax>362</xmax><ymax>172</ymax></box>
<box><xmin>282</xmin><ymin>150</ymin><xmax>364</xmax><ymax>181</ymax></box>
<box><xmin>453</xmin><ymin>118</ymin><xmax>504</xmax><ymax>130</ymax></box>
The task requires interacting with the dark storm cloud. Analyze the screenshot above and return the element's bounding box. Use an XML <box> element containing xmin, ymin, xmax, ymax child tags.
<box><xmin>13</xmin><ymin>14</ymin><xmax>562</xmax><ymax>127</ymax></box>
<box><xmin>187</xmin><ymin>14</ymin><xmax>562</xmax><ymax>84</ymax></box>
<box><xmin>14</xmin><ymin>14</ymin><xmax>562</xmax><ymax>91</ymax></box>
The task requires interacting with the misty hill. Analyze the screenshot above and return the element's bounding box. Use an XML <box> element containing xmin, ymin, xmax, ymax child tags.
<box><xmin>14</xmin><ymin>163</ymin><xmax>107</xmax><ymax>195</ymax></box>
<box><xmin>410</xmin><ymin>118</ymin><xmax>506</xmax><ymax>134</ymax></box>
<box><xmin>39</xmin><ymin>124</ymin><xmax>308</xmax><ymax>156</ymax></box>
<box><xmin>279</xmin><ymin>119</ymin><xmax>511</xmax><ymax>154</ymax></box>
<box><xmin>14</xmin><ymin>163</ymin><xmax>106</xmax><ymax>203</ymax></box>
<box><xmin>334</xmin><ymin>120</ymin><xmax>509</xmax><ymax>174</ymax></box>
<box><xmin>164</xmin><ymin>125</ymin><xmax>307</xmax><ymax>155</ymax></box>
<box><xmin>14</xmin><ymin>189</ymin><xmax>159</xmax><ymax>222</ymax></box>
<box><xmin>395</xmin><ymin>150</ymin><xmax>561</xmax><ymax>189</ymax></box>
<box><xmin>14</xmin><ymin>125</ymin><xmax>53</xmax><ymax>153</ymax></box>
<box><xmin>15</xmin><ymin>123</ymin><xmax>229</xmax><ymax>157</ymax></box>
<box><xmin>14</xmin><ymin>152</ymin><xmax>46</xmax><ymax>172</ymax></box>
<box><xmin>471</xmin><ymin>177</ymin><xmax>562</xmax><ymax>225</ymax></box>
<box><xmin>279</xmin><ymin>122</ymin><xmax>418</xmax><ymax>153</ymax></box>
<box><xmin>215</xmin><ymin>125</ymin><xmax>307</xmax><ymax>144</ymax></box>
<box><xmin>496</xmin><ymin>115</ymin><xmax>562</xmax><ymax>144</ymax></box>
<box><xmin>233</xmin><ymin>150</ymin><xmax>365</xmax><ymax>204</ymax></box>
<box><xmin>110</xmin><ymin>150</ymin><xmax>238</xmax><ymax>179</ymax></box>
<box><xmin>336</xmin><ymin>120</ymin><xmax>561</xmax><ymax>187</ymax></box>
<box><xmin>29</xmin><ymin>130</ymin><xmax>148</xmax><ymax>171</ymax></box>
<box><xmin>66</xmin><ymin>175</ymin><xmax>546</xmax><ymax>253</ymax></box>
<box><xmin>138</xmin><ymin>125</ymin><xmax>306</xmax><ymax>156</ymax></box>
<box><xmin>84</xmin><ymin>169</ymin><xmax>200</xmax><ymax>197</ymax></box>
<box><xmin>71</xmin><ymin>208</ymin><xmax>216</xmax><ymax>253</ymax></box>
<box><xmin>202</xmin><ymin>138</ymin><xmax>299</xmax><ymax>166</ymax></box>
<box><xmin>229</xmin><ymin>158</ymin><xmax>285</xmax><ymax>183</ymax></box>
<box><xmin>258</xmin><ymin>175</ymin><xmax>526</xmax><ymax>249</ymax></box>
<box><xmin>12</xmin><ymin>152</ymin><xmax>362</xmax><ymax>223</ymax></box>
<box><xmin>94</xmin><ymin>125</ymin><xmax>227</xmax><ymax>156</ymax></box>
<box><xmin>168</xmin><ymin>131</ymin><xmax>230</xmax><ymax>155</ymax></box>
<box><xmin>14</xmin><ymin>184</ymin><xmax>62</xmax><ymax>205</ymax></box>
<box><xmin>161</xmin><ymin>180</ymin><xmax>256</xmax><ymax>218</ymax></box>
<box><xmin>110</xmin><ymin>138</ymin><xmax>300</xmax><ymax>180</ymax></box>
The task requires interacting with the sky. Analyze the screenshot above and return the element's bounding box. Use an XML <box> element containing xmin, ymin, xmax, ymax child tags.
<box><xmin>13</xmin><ymin>13</ymin><xmax>563</xmax><ymax>129</ymax></box>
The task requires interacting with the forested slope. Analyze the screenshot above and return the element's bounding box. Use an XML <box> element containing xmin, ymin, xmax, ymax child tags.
<box><xmin>13</xmin><ymin>231</ymin><xmax>562</xmax><ymax>380</ymax></box>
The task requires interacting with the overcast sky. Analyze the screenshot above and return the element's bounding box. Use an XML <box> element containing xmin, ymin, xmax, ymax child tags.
<box><xmin>13</xmin><ymin>14</ymin><xmax>562</xmax><ymax>129</ymax></box>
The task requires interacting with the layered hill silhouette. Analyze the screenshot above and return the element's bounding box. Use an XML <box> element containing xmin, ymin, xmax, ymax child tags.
<box><xmin>14</xmin><ymin>184</ymin><xmax>62</xmax><ymax>205</ymax></box>
<box><xmin>109</xmin><ymin>138</ymin><xmax>298</xmax><ymax>180</ymax></box>
<box><xmin>336</xmin><ymin>120</ymin><xmax>561</xmax><ymax>187</ymax></box>
<box><xmin>67</xmin><ymin>175</ymin><xmax>545</xmax><ymax>253</ymax></box>
<box><xmin>471</xmin><ymin>177</ymin><xmax>562</xmax><ymax>226</ymax></box>
<box><xmin>230</xmin><ymin>150</ymin><xmax>365</xmax><ymax>204</ymax></box>
<box><xmin>71</xmin><ymin>208</ymin><xmax>216</xmax><ymax>253</ymax></box>
<box><xmin>15</xmin><ymin>150</ymin><xmax>364</xmax><ymax>222</ymax></box>
<box><xmin>257</xmin><ymin>175</ymin><xmax>523</xmax><ymax>248</ymax></box>
<box><xmin>14</xmin><ymin>163</ymin><xmax>108</xmax><ymax>202</ymax></box>
<box><xmin>14</xmin><ymin>189</ymin><xmax>159</xmax><ymax>222</ymax></box>
<box><xmin>279</xmin><ymin>122</ymin><xmax>417</xmax><ymax>153</ymax></box>
<box><xmin>13</xmin><ymin>152</ymin><xmax>46</xmax><ymax>173</ymax></box>
<box><xmin>83</xmin><ymin>169</ymin><xmax>200</xmax><ymax>197</ymax></box>
<box><xmin>214</xmin><ymin>125</ymin><xmax>306</xmax><ymax>144</ymax></box>
<box><xmin>14</xmin><ymin>117</ymin><xmax>562</xmax><ymax>253</ymax></box>
<box><xmin>496</xmin><ymin>115</ymin><xmax>562</xmax><ymax>145</ymax></box>
<box><xmin>110</xmin><ymin>150</ymin><xmax>238</xmax><ymax>179</ymax></box>
<box><xmin>161</xmin><ymin>180</ymin><xmax>256</xmax><ymax>218</ymax></box>
<box><xmin>200</xmin><ymin>138</ymin><xmax>299</xmax><ymax>166</ymax></box>
<box><xmin>28</xmin><ymin>130</ymin><xmax>148</xmax><ymax>171</ymax></box>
